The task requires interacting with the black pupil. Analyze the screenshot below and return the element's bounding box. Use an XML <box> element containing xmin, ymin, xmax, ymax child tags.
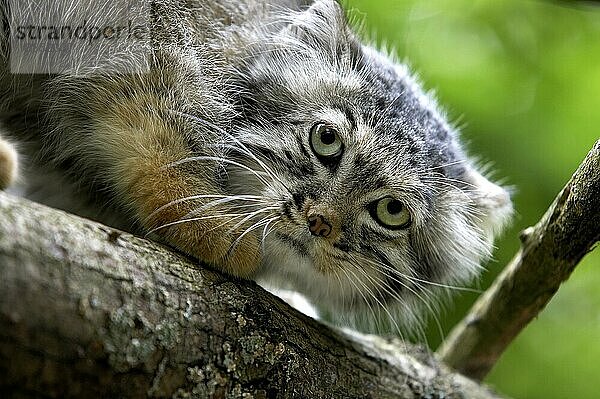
<box><xmin>386</xmin><ymin>200</ymin><xmax>403</xmax><ymax>215</ymax></box>
<box><xmin>320</xmin><ymin>128</ymin><xmax>336</xmax><ymax>145</ymax></box>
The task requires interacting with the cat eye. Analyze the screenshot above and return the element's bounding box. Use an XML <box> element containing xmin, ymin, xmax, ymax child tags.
<box><xmin>371</xmin><ymin>197</ymin><xmax>411</xmax><ymax>229</ymax></box>
<box><xmin>309</xmin><ymin>123</ymin><xmax>343</xmax><ymax>159</ymax></box>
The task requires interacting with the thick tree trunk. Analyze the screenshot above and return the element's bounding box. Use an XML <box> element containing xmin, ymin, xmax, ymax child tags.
<box><xmin>0</xmin><ymin>193</ymin><xmax>502</xmax><ymax>398</ymax></box>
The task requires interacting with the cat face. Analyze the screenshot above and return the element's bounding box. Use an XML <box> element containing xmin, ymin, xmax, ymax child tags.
<box><xmin>227</xmin><ymin>0</ymin><xmax>511</xmax><ymax>332</ymax></box>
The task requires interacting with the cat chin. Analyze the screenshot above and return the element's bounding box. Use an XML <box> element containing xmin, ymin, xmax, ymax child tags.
<box><xmin>257</xmin><ymin>232</ymin><xmax>354</xmax><ymax>312</ymax></box>
<box><xmin>256</xmin><ymin>232</ymin><xmax>418</xmax><ymax>333</ymax></box>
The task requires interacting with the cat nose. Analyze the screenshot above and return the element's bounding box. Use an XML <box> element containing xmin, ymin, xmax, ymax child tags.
<box><xmin>308</xmin><ymin>213</ymin><xmax>332</xmax><ymax>238</ymax></box>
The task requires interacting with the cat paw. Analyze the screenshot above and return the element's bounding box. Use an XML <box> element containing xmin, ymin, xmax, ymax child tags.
<box><xmin>219</xmin><ymin>229</ymin><xmax>262</xmax><ymax>278</ymax></box>
<box><xmin>0</xmin><ymin>138</ymin><xmax>18</xmax><ymax>191</ymax></box>
<box><xmin>189</xmin><ymin>223</ymin><xmax>262</xmax><ymax>278</ymax></box>
<box><xmin>155</xmin><ymin>216</ymin><xmax>263</xmax><ymax>279</ymax></box>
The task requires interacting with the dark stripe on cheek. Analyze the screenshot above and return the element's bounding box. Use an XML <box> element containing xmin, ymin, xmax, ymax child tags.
<box><xmin>371</xmin><ymin>247</ymin><xmax>394</xmax><ymax>270</ymax></box>
<box><xmin>275</xmin><ymin>232</ymin><xmax>309</xmax><ymax>257</ymax></box>
<box><xmin>296</xmin><ymin>136</ymin><xmax>310</xmax><ymax>158</ymax></box>
<box><xmin>282</xmin><ymin>201</ymin><xmax>293</xmax><ymax>219</ymax></box>
<box><xmin>297</xmin><ymin>161</ymin><xmax>316</xmax><ymax>176</ymax></box>
<box><xmin>283</xmin><ymin>150</ymin><xmax>294</xmax><ymax>161</ymax></box>
<box><xmin>384</xmin><ymin>274</ymin><xmax>405</xmax><ymax>297</ymax></box>
<box><xmin>333</xmin><ymin>239</ymin><xmax>351</xmax><ymax>253</ymax></box>
<box><xmin>373</xmin><ymin>177</ymin><xmax>387</xmax><ymax>190</ymax></box>
<box><xmin>344</xmin><ymin>108</ymin><xmax>356</xmax><ymax>131</ymax></box>
<box><xmin>358</xmin><ymin>226</ymin><xmax>380</xmax><ymax>244</ymax></box>
<box><xmin>408</xmin><ymin>233</ymin><xmax>440</xmax><ymax>284</ymax></box>
<box><xmin>353</xmin><ymin>153</ymin><xmax>368</xmax><ymax>170</ymax></box>
<box><xmin>292</xmin><ymin>193</ymin><xmax>305</xmax><ymax>211</ymax></box>
<box><xmin>407</xmin><ymin>142</ymin><xmax>420</xmax><ymax>155</ymax></box>
<box><xmin>243</xmin><ymin>143</ymin><xmax>279</xmax><ymax>164</ymax></box>
<box><xmin>412</xmin><ymin>254</ymin><xmax>437</xmax><ymax>284</ymax></box>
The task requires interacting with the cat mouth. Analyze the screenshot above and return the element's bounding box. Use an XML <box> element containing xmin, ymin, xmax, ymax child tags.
<box><xmin>271</xmin><ymin>227</ymin><xmax>351</xmax><ymax>270</ymax></box>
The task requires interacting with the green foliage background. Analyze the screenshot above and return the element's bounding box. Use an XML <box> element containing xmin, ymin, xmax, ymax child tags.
<box><xmin>345</xmin><ymin>1</ymin><xmax>600</xmax><ymax>398</ymax></box>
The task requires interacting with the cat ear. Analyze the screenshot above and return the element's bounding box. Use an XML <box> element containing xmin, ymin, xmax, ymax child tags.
<box><xmin>284</xmin><ymin>0</ymin><xmax>357</xmax><ymax>59</ymax></box>
<box><xmin>463</xmin><ymin>166</ymin><xmax>513</xmax><ymax>241</ymax></box>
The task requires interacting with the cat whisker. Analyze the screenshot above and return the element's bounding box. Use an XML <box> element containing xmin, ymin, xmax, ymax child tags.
<box><xmin>360</xmin><ymin>267</ymin><xmax>427</xmax><ymax>343</ymax></box>
<box><xmin>346</xmin><ymin>258</ymin><xmax>410</xmax><ymax>327</ymax></box>
<box><xmin>349</xmin><ymin>254</ymin><xmax>442</xmax><ymax>342</ymax></box>
<box><xmin>337</xmin><ymin>262</ymin><xmax>383</xmax><ymax>333</ymax></box>
<box><xmin>183</xmin><ymin>196</ymin><xmax>274</xmax><ymax>219</ymax></box>
<box><xmin>343</xmin><ymin>261</ymin><xmax>405</xmax><ymax>338</ymax></box>
<box><xmin>422</xmin><ymin>175</ymin><xmax>478</xmax><ymax>191</ymax></box>
<box><xmin>227</xmin><ymin>215</ymin><xmax>279</xmax><ymax>257</ymax></box>
<box><xmin>345</xmin><ymin>266</ymin><xmax>380</xmax><ymax>324</ymax></box>
<box><xmin>363</xmin><ymin>255</ymin><xmax>481</xmax><ymax>293</ymax></box>
<box><xmin>198</xmin><ymin>212</ymin><xmax>270</xmax><ymax>242</ymax></box>
<box><xmin>145</xmin><ymin>208</ymin><xmax>273</xmax><ymax>236</ymax></box>
<box><xmin>329</xmin><ymin>268</ymin><xmax>348</xmax><ymax>322</ymax></box>
<box><xmin>216</xmin><ymin>142</ymin><xmax>294</xmax><ymax>194</ymax></box>
<box><xmin>426</xmin><ymin>173</ymin><xmax>477</xmax><ymax>186</ymax></box>
<box><xmin>420</xmin><ymin>159</ymin><xmax>467</xmax><ymax>172</ymax></box>
<box><xmin>168</xmin><ymin>109</ymin><xmax>291</xmax><ymax>194</ymax></box>
<box><xmin>167</xmin><ymin>155</ymin><xmax>273</xmax><ymax>187</ymax></box>
<box><xmin>260</xmin><ymin>218</ymin><xmax>281</xmax><ymax>253</ymax></box>
<box><xmin>146</xmin><ymin>194</ymin><xmax>269</xmax><ymax>223</ymax></box>
<box><xmin>225</xmin><ymin>207</ymin><xmax>279</xmax><ymax>236</ymax></box>
<box><xmin>394</xmin><ymin>271</ymin><xmax>480</xmax><ymax>295</ymax></box>
<box><xmin>422</xmin><ymin>178</ymin><xmax>471</xmax><ymax>193</ymax></box>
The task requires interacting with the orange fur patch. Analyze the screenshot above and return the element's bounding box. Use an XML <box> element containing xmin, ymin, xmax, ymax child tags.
<box><xmin>0</xmin><ymin>138</ymin><xmax>17</xmax><ymax>190</ymax></box>
<box><xmin>94</xmin><ymin>97</ymin><xmax>261</xmax><ymax>277</ymax></box>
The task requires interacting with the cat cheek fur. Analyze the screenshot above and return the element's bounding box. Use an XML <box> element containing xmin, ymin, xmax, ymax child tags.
<box><xmin>464</xmin><ymin>166</ymin><xmax>513</xmax><ymax>243</ymax></box>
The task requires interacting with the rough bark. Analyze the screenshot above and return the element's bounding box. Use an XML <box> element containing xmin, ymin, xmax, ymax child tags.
<box><xmin>437</xmin><ymin>139</ymin><xmax>600</xmax><ymax>380</ymax></box>
<box><xmin>0</xmin><ymin>192</ymin><xmax>502</xmax><ymax>399</ymax></box>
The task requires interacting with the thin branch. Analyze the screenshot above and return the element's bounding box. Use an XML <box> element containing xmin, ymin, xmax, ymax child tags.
<box><xmin>437</xmin><ymin>139</ymin><xmax>600</xmax><ymax>380</ymax></box>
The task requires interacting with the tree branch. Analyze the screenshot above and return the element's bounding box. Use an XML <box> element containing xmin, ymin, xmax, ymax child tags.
<box><xmin>0</xmin><ymin>193</ymin><xmax>503</xmax><ymax>398</ymax></box>
<box><xmin>437</xmin><ymin>139</ymin><xmax>600</xmax><ymax>380</ymax></box>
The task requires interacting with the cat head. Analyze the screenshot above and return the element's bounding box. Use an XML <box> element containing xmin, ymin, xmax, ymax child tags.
<box><xmin>227</xmin><ymin>0</ymin><xmax>512</xmax><ymax>333</ymax></box>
